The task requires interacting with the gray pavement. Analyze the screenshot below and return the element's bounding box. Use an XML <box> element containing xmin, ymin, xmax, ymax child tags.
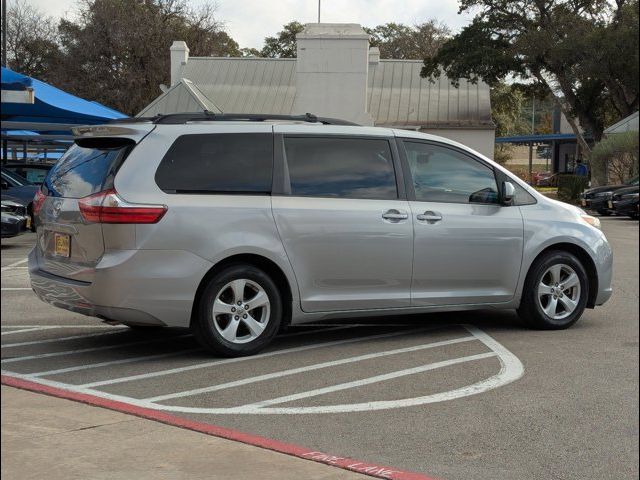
<box><xmin>1</xmin><ymin>386</ymin><xmax>370</xmax><ymax>480</ymax></box>
<box><xmin>1</xmin><ymin>216</ymin><xmax>638</xmax><ymax>480</ymax></box>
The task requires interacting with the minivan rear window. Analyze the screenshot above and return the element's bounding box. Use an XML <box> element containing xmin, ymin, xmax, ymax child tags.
<box><xmin>43</xmin><ymin>138</ymin><xmax>134</xmax><ymax>198</ymax></box>
<box><xmin>155</xmin><ymin>133</ymin><xmax>273</xmax><ymax>194</ymax></box>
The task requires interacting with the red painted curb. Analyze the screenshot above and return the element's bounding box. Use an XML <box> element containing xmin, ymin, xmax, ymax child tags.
<box><xmin>1</xmin><ymin>374</ymin><xmax>439</xmax><ymax>480</ymax></box>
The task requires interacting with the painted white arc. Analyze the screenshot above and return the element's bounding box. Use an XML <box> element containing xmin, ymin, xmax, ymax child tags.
<box><xmin>145</xmin><ymin>336</ymin><xmax>477</xmax><ymax>402</ymax></box>
<box><xmin>243</xmin><ymin>352</ymin><xmax>497</xmax><ymax>409</ymax></box>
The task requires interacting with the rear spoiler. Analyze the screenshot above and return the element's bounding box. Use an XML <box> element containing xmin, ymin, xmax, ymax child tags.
<box><xmin>71</xmin><ymin>124</ymin><xmax>156</xmax><ymax>143</ymax></box>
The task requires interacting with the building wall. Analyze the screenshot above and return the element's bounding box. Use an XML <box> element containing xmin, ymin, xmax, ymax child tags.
<box><xmin>418</xmin><ymin>128</ymin><xmax>496</xmax><ymax>160</ymax></box>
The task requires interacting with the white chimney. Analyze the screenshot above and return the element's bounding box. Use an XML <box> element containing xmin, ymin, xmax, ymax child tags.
<box><xmin>293</xmin><ymin>24</ymin><xmax>374</xmax><ymax>125</ymax></box>
<box><xmin>368</xmin><ymin>47</ymin><xmax>380</xmax><ymax>65</ymax></box>
<box><xmin>170</xmin><ymin>41</ymin><xmax>189</xmax><ymax>87</ymax></box>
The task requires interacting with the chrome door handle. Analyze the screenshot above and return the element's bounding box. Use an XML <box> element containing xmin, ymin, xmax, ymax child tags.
<box><xmin>417</xmin><ymin>211</ymin><xmax>442</xmax><ymax>222</ymax></box>
<box><xmin>382</xmin><ymin>209</ymin><xmax>409</xmax><ymax>221</ymax></box>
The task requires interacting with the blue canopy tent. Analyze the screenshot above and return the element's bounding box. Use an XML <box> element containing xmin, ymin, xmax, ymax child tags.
<box><xmin>1</xmin><ymin>67</ymin><xmax>127</xmax><ymax>162</ymax></box>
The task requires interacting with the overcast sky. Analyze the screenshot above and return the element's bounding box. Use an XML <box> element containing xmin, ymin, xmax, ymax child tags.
<box><xmin>23</xmin><ymin>0</ymin><xmax>474</xmax><ymax>49</ymax></box>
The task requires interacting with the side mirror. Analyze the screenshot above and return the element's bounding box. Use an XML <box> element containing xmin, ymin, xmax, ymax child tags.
<box><xmin>502</xmin><ymin>181</ymin><xmax>516</xmax><ymax>204</ymax></box>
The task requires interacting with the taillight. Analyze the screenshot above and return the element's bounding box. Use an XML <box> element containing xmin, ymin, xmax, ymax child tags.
<box><xmin>33</xmin><ymin>190</ymin><xmax>46</xmax><ymax>215</ymax></box>
<box><xmin>78</xmin><ymin>189</ymin><xmax>167</xmax><ymax>224</ymax></box>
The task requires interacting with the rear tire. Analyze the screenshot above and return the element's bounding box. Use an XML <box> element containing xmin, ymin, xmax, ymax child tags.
<box><xmin>518</xmin><ymin>250</ymin><xmax>589</xmax><ymax>330</ymax></box>
<box><xmin>192</xmin><ymin>264</ymin><xmax>282</xmax><ymax>357</ymax></box>
<box><xmin>597</xmin><ymin>209</ymin><xmax>610</xmax><ymax>216</ymax></box>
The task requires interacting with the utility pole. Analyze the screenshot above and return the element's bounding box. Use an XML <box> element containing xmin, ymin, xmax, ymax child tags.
<box><xmin>318</xmin><ymin>0</ymin><xmax>321</xmax><ymax>23</ymax></box>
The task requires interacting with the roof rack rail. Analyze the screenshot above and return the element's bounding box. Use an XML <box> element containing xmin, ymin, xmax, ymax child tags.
<box><xmin>109</xmin><ymin>112</ymin><xmax>360</xmax><ymax>126</ymax></box>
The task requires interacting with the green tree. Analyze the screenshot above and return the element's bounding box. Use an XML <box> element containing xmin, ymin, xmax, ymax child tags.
<box><xmin>52</xmin><ymin>0</ymin><xmax>239</xmax><ymax>116</ymax></box>
<box><xmin>422</xmin><ymin>0</ymin><xmax>639</xmax><ymax>156</ymax></box>
<box><xmin>590</xmin><ymin>131</ymin><xmax>639</xmax><ymax>184</ymax></box>
<box><xmin>3</xmin><ymin>0</ymin><xmax>61</xmax><ymax>80</ymax></box>
<box><xmin>490</xmin><ymin>83</ymin><xmax>532</xmax><ymax>164</ymax></box>
<box><xmin>365</xmin><ymin>21</ymin><xmax>450</xmax><ymax>59</ymax></box>
<box><xmin>260</xmin><ymin>21</ymin><xmax>304</xmax><ymax>58</ymax></box>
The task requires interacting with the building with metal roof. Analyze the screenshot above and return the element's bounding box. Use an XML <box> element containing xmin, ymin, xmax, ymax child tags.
<box><xmin>604</xmin><ymin>111</ymin><xmax>639</xmax><ymax>135</ymax></box>
<box><xmin>138</xmin><ymin>23</ymin><xmax>495</xmax><ymax>158</ymax></box>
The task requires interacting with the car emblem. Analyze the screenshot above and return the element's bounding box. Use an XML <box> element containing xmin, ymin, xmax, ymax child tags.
<box><xmin>51</xmin><ymin>200</ymin><xmax>63</xmax><ymax>218</ymax></box>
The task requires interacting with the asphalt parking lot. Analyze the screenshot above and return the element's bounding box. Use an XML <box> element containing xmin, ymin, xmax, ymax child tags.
<box><xmin>2</xmin><ymin>217</ymin><xmax>638</xmax><ymax>480</ymax></box>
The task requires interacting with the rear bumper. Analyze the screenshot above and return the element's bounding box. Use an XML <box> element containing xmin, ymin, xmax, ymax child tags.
<box><xmin>582</xmin><ymin>197</ymin><xmax>610</xmax><ymax>211</ymax></box>
<box><xmin>613</xmin><ymin>199</ymin><xmax>639</xmax><ymax>217</ymax></box>
<box><xmin>1</xmin><ymin>214</ymin><xmax>28</xmax><ymax>238</ymax></box>
<box><xmin>29</xmin><ymin>248</ymin><xmax>212</xmax><ymax>327</ymax></box>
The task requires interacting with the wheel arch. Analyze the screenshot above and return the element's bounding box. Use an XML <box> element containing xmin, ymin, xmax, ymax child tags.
<box><xmin>524</xmin><ymin>242</ymin><xmax>599</xmax><ymax>309</ymax></box>
<box><xmin>191</xmin><ymin>253</ymin><xmax>294</xmax><ymax>329</ymax></box>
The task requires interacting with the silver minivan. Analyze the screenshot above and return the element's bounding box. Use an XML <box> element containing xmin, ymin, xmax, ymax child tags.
<box><xmin>29</xmin><ymin>113</ymin><xmax>613</xmax><ymax>356</ymax></box>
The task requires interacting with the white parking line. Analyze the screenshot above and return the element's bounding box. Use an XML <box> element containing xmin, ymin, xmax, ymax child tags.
<box><xmin>79</xmin><ymin>327</ymin><xmax>435</xmax><ymax>389</ymax></box>
<box><xmin>0</xmin><ymin>334</ymin><xmax>191</xmax><ymax>364</ymax></box>
<box><xmin>145</xmin><ymin>336</ymin><xmax>477</xmax><ymax>402</ymax></box>
<box><xmin>1</xmin><ymin>327</ymin><xmax>56</xmax><ymax>336</ymax></box>
<box><xmin>244</xmin><ymin>352</ymin><xmax>498</xmax><ymax>409</ymax></box>
<box><xmin>2</xmin><ymin>329</ymin><xmax>128</xmax><ymax>348</ymax></box>
<box><xmin>1</xmin><ymin>288</ymin><xmax>32</xmax><ymax>291</ymax></box>
<box><xmin>1</xmin><ymin>259</ymin><xmax>28</xmax><ymax>272</ymax></box>
<box><xmin>1</xmin><ymin>325</ymin><xmax>126</xmax><ymax>329</ymax></box>
<box><xmin>0</xmin><ymin>325</ymin><xmax>526</xmax><ymax>415</ymax></box>
<box><xmin>25</xmin><ymin>348</ymin><xmax>204</xmax><ymax>377</ymax></box>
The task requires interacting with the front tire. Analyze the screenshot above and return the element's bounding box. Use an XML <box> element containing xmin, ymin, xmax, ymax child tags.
<box><xmin>193</xmin><ymin>264</ymin><xmax>282</xmax><ymax>357</ymax></box>
<box><xmin>518</xmin><ymin>250</ymin><xmax>589</xmax><ymax>330</ymax></box>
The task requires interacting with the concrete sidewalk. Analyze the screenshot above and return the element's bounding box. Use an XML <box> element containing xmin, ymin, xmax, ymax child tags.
<box><xmin>1</xmin><ymin>386</ymin><xmax>369</xmax><ymax>480</ymax></box>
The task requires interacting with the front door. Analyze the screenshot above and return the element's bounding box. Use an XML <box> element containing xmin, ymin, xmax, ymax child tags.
<box><xmin>400</xmin><ymin>140</ymin><xmax>524</xmax><ymax>306</ymax></box>
<box><xmin>272</xmin><ymin>135</ymin><xmax>413</xmax><ymax>312</ymax></box>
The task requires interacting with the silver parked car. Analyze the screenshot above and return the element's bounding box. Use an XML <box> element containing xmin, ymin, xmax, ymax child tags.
<box><xmin>29</xmin><ymin>113</ymin><xmax>613</xmax><ymax>357</ymax></box>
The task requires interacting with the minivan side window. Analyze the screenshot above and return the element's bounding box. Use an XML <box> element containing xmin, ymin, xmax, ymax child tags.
<box><xmin>402</xmin><ymin>141</ymin><xmax>499</xmax><ymax>204</ymax></box>
<box><xmin>284</xmin><ymin>137</ymin><xmax>397</xmax><ymax>200</ymax></box>
<box><xmin>156</xmin><ymin>133</ymin><xmax>273</xmax><ymax>194</ymax></box>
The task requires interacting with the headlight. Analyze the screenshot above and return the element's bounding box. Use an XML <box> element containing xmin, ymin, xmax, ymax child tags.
<box><xmin>580</xmin><ymin>213</ymin><xmax>601</xmax><ymax>229</ymax></box>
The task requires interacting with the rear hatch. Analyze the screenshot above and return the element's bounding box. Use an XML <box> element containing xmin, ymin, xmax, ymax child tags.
<box><xmin>34</xmin><ymin>124</ymin><xmax>154</xmax><ymax>282</ymax></box>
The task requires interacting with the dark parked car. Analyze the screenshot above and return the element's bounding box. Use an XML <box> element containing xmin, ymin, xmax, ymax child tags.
<box><xmin>3</xmin><ymin>163</ymin><xmax>53</xmax><ymax>185</ymax></box>
<box><xmin>1</xmin><ymin>199</ymin><xmax>30</xmax><ymax>238</ymax></box>
<box><xmin>612</xmin><ymin>186</ymin><xmax>639</xmax><ymax>219</ymax></box>
<box><xmin>1</xmin><ymin>167</ymin><xmax>38</xmax><ymax>228</ymax></box>
<box><xmin>580</xmin><ymin>176</ymin><xmax>639</xmax><ymax>215</ymax></box>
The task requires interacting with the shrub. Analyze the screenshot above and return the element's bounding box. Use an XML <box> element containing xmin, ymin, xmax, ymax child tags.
<box><xmin>557</xmin><ymin>174</ymin><xmax>589</xmax><ymax>202</ymax></box>
<box><xmin>590</xmin><ymin>131</ymin><xmax>639</xmax><ymax>185</ymax></box>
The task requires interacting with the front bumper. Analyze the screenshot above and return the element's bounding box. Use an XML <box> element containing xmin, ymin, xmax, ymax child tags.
<box><xmin>29</xmin><ymin>248</ymin><xmax>212</xmax><ymax>327</ymax></box>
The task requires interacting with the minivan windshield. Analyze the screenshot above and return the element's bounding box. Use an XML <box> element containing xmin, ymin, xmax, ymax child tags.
<box><xmin>43</xmin><ymin>138</ymin><xmax>134</xmax><ymax>198</ymax></box>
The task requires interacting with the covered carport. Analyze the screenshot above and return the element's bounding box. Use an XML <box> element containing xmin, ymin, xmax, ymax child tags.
<box><xmin>495</xmin><ymin>133</ymin><xmax>591</xmax><ymax>182</ymax></box>
<box><xmin>1</xmin><ymin>67</ymin><xmax>127</xmax><ymax>164</ymax></box>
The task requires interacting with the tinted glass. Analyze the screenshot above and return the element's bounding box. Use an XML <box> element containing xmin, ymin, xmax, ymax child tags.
<box><xmin>403</xmin><ymin>141</ymin><xmax>499</xmax><ymax>204</ymax></box>
<box><xmin>43</xmin><ymin>138</ymin><xmax>134</xmax><ymax>198</ymax></box>
<box><xmin>2</xmin><ymin>167</ymin><xmax>33</xmax><ymax>186</ymax></box>
<box><xmin>284</xmin><ymin>137</ymin><xmax>397</xmax><ymax>199</ymax></box>
<box><xmin>156</xmin><ymin>134</ymin><xmax>273</xmax><ymax>193</ymax></box>
<box><xmin>6</xmin><ymin>166</ymin><xmax>50</xmax><ymax>184</ymax></box>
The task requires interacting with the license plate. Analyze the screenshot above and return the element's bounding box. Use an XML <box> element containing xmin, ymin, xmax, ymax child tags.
<box><xmin>608</xmin><ymin>200</ymin><xmax>613</xmax><ymax>209</ymax></box>
<box><xmin>54</xmin><ymin>233</ymin><xmax>71</xmax><ymax>257</ymax></box>
<box><xmin>580</xmin><ymin>199</ymin><xmax>586</xmax><ymax>207</ymax></box>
